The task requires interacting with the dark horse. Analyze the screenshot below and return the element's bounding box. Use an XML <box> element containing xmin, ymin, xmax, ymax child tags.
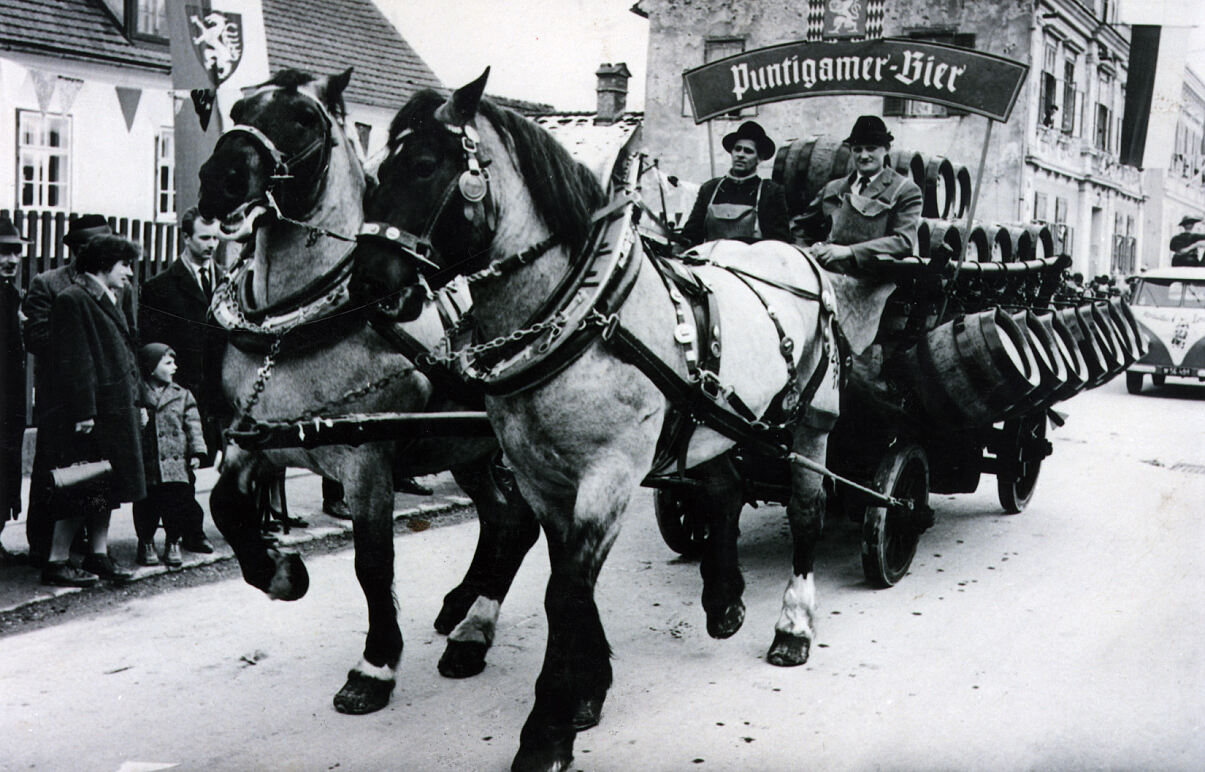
<box><xmin>197</xmin><ymin>69</ymin><xmax>540</xmax><ymax>715</ymax></box>
<box><xmin>349</xmin><ymin>71</ymin><xmax>839</xmax><ymax>771</ymax></box>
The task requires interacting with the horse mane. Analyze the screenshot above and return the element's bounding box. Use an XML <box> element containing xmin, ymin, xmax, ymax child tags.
<box><xmin>388</xmin><ymin>89</ymin><xmax>608</xmax><ymax>257</ymax></box>
<box><xmin>240</xmin><ymin>68</ymin><xmax>347</xmax><ymax>122</ymax></box>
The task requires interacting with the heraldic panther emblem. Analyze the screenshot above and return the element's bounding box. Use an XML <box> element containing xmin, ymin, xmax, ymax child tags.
<box><xmin>189</xmin><ymin>8</ymin><xmax>243</xmax><ymax>84</ymax></box>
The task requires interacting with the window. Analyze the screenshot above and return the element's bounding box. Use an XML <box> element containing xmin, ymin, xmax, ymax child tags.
<box><xmin>1095</xmin><ymin>102</ymin><xmax>1112</xmax><ymax>152</ymax></box>
<box><xmin>1033</xmin><ymin>192</ymin><xmax>1048</xmax><ymax>222</ymax></box>
<box><xmin>1039</xmin><ymin>43</ymin><xmax>1058</xmax><ymax>128</ymax></box>
<box><xmin>17</xmin><ymin>110</ymin><xmax>70</xmax><ymax>210</ymax></box>
<box><xmin>1054</xmin><ymin>196</ymin><xmax>1073</xmax><ymax>254</ymax></box>
<box><xmin>134</xmin><ymin>0</ymin><xmax>166</xmax><ymax>38</ymax></box>
<box><xmin>684</xmin><ymin>38</ymin><xmax>755</xmax><ymax>118</ymax></box>
<box><xmin>155</xmin><ymin>127</ymin><xmax>175</xmax><ymax>220</ymax></box>
<box><xmin>883</xmin><ymin>31</ymin><xmax>975</xmax><ymax>118</ymax></box>
<box><xmin>1061</xmin><ymin>59</ymin><xmax>1077</xmax><ymax>134</ymax></box>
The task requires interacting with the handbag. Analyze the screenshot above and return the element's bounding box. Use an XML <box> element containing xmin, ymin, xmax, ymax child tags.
<box><xmin>50</xmin><ymin>460</ymin><xmax>113</xmax><ymax>489</ymax></box>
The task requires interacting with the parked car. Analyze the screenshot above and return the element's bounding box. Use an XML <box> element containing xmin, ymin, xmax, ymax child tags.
<box><xmin>1125</xmin><ymin>266</ymin><xmax>1205</xmax><ymax>393</ymax></box>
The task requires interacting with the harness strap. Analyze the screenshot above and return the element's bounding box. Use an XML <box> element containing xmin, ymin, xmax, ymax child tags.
<box><xmin>368</xmin><ymin>314</ymin><xmax>485</xmax><ymax>410</ymax></box>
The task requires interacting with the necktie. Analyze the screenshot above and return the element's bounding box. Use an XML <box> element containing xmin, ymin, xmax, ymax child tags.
<box><xmin>200</xmin><ymin>266</ymin><xmax>213</xmax><ymax>298</ymax></box>
<box><xmin>856</xmin><ymin>175</ymin><xmax>871</xmax><ymax>194</ymax></box>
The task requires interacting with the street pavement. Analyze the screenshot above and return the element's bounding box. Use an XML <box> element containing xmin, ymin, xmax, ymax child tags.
<box><xmin>0</xmin><ymin>466</ymin><xmax>471</xmax><ymax>616</ymax></box>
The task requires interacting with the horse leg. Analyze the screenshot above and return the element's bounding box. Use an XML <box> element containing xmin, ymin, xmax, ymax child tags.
<box><xmin>688</xmin><ymin>454</ymin><xmax>746</xmax><ymax>639</ymax></box>
<box><xmin>437</xmin><ymin>456</ymin><xmax>540</xmax><ymax>679</ymax></box>
<box><xmin>767</xmin><ymin>428</ymin><xmax>829</xmax><ymax>667</ymax></box>
<box><xmin>209</xmin><ymin>449</ymin><xmax>308</xmax><ymax>600</ymax></box>
<box><xmin>333</xmin><ymin>449</ymin><xmax>402</xmax><ymax>715</ymax></box>
<box><xmin>513</xmin><ymin>467</ymin><xmax>629</xmax><ymax>772</ymax></box>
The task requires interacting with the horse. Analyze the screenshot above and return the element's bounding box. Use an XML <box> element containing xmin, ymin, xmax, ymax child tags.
<box><xmin>348</xmin><ymin>69</ymin><xmax>841</xmax><ymax>772</ymax></box>
<box><xmin>196</xmin><ymin>68</ymin><xmax>541</xmax><ymax>716</ymax></box>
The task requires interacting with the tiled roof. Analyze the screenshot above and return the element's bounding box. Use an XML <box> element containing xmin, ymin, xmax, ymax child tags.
<box><xmin>0</xmin><ymin>0</ymin><xmax>170</xmax><ymax>70</ymax></box>
<box><xmin>534</xmin><ymin>112</ymin><xmax>643</xmax><ymax>182</ymax></box>
<box><xmin>262</xmin><ymin>0</ymin><xmax>442</xmax><ymax>110</ymax></box>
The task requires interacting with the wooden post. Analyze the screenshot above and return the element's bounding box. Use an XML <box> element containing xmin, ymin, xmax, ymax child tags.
<box><xmin>706</xmin><ymin>119</ymin><xmax>716</xmax><ymax>178</ymax></box>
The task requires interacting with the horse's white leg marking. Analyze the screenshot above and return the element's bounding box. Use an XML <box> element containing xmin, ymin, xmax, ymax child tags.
<box><xmin>775</xmin><ymin>572</ymin><xmax>816</xmax><ymax>638</ymax></box>
<box><xmin>352</xmin><ymin>657</ymin><xmax>397</xmax><ymax>681</ymax></box>
<box><xmin>448</xmin><ymin>597</ymin><xmax>502</xmax><ymax>645</ymax></box>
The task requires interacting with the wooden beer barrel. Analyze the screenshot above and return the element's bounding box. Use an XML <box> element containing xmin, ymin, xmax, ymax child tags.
<box><xmin>902</xmin><ymin>308</ymin><xmax>1041</xmax><ymax>428</ymax></box>
<box><xmin>952</xmin><ymin>165</ymin><xmax>972</xmax><ymax>218</ymax></box>
<box><xmin>1008</xmin><ymin>226</ymin><xmax>1034</xmax><ymax>262</ymax></box>
<box><xmin>922</xmin><ymin>156</ymin><xmax>956</xmax><ymax>219</ymax></box>
<box><xmin>1108</xmin><ymin>297</ymin><xmax>1147</xmax><ymax>357</ymax></box>
<box><xmin>990</xmin><ymin>225</ymin><xmax>1014</xmax><ymax>262</ymax></box>
<box><xmin>967</xmin><ymin>225</ymin><xmax>991</xmax><ymax>261</ymax></box>
<box><xmin>927</xmin><ymin>221</ymin><xmax>964</xmax><ymax>259</ymax></box>
<box><xmin>1090</xmin><ymin>301</ymin><xmax>1135</xmax><ymax>371</ymax></box>
<box><xmin>1005</xmin><ymin>311</ymin><xmax>1068</xmax><ymax>416</ymax></box>
<box><xmin>1027</xmin><ymin>224</ymin><xmax>1055</xmax><ymax>261</ymax></box>
<box><xmin>1058</xmin><ymin>306</ymin><xmax>1108</xmax><ymax>386</ymax></box>
<box><xmin>1037</xmin><ymin>310</ymin><xmax>1088</xmax><ymax>401</ymax></box>
<box><xmin>806</xmin><ymin>136</ymin><xmax>847</xmax><ymax>202</ymax></box>
<box><xmin>916</xmin><ymin>220</ymin><xmax>931</xmax><ymax>257</ymax></box>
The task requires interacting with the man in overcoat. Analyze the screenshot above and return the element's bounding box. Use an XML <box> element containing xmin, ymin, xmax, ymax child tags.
<box><xmin>795</xmin><ymin>115</ymin><xmax>924</xmax><ymax>273</ymax></box>
<box><xmin>21</xmin><ymin>214</ymin><xmax>135</xmax><ymax>564</ymax></box>
<box><xmin>0</xmin><ymin>215</ymin><xmax>26</xmax><ymax>560</ymax></box>
<box><xmin>42</xmin><ymin>235</ymin><xmax>145</xmax><ymax>587</ymax></box>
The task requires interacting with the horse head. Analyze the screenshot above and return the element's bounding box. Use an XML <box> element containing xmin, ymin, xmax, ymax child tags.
<box><xmin>198</xmin><ymin>68</ymin><xmax>356</xmax><ymax>241</ymax></box>
<box><xmin>349</xmin><ymin>68</ymin><xmax>606</xmax><ymax>323</ymax></box>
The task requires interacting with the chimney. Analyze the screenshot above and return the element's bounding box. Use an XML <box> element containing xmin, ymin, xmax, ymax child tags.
<box><xmin>595</xmin><ymin>62</ymin><xmax>631</xmax><ymax>125</ymax></box>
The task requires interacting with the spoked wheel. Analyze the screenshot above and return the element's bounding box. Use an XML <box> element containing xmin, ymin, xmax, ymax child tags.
<box><xmin>861</xmin><ymin>444</ymin><xmax>932</xmax><ymax>589</ymax></box>
<box><xmin>653</xmin><ymin>486</ymin><xmax>705</xmax><ymax>558</ymax></box>
<box><xmin>996</xmin><ymin>412</ymin><xmax>1049</xmax><ymax>514</ymax></box>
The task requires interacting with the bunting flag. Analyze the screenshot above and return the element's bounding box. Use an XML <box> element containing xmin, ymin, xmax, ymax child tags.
<box><xmin>1119</xmin><ymin>0</ymin><xmax>1197</xmax><ymax>168</ymax></box>
<box><xmin>28</xmin><ymin>69</ymin><xmax>56</xmax><ymax>113</ymax></box>
<box><xmin>115</xmin><ymin>86</ymin><xmax>143</xmax><ymax>131</ymax></box>
<box><xmin>191</xmin><ymin>88</ymin><xmax>216</xmax><ymax>131</ymax></box>
<box><xmin>56</xmin><ymin>76</ymin><xmax>84</xmax><ymax>113</ymax></box>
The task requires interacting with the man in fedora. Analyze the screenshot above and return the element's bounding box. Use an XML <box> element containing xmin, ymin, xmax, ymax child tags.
<box><xmin>681</xmin><ymin>120</ymin><xmax>790</xmax><ymax>247</ymax></box>
<box><xmin>1170</xmin><ymin>215</ymin><xmax>1205</xmax><ymax>267</ymax></box>
<box><xmin>796</xmin><ymin>115</ymin><xmax>923</xmax><ymax>273</ymax></box>
<box><xmin>0</xmin><ymin>215</ymin><xmax>27</xmax><ymax>561</ymax></box>
<box><xmin>21</xmin><ymin>214</ymin><xmax>138</xmax><ymax>564</ymax></box>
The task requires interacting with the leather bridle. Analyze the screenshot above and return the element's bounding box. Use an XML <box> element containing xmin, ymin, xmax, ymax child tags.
<box><xmin>214</xmin><ymin>85</ymin><xmax>337</xmax><ymax>218</ymax></box>
<box><xmin>357</xmin><ymin>120</ymin><xmax>500</xmax><ymax>289</ymax></box>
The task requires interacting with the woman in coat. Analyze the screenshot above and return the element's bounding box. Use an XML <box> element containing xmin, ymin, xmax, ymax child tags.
<box><xmin>42</xmin><ymin>235</ymin><xmax>146</xmax><ymax>587</ymax></box>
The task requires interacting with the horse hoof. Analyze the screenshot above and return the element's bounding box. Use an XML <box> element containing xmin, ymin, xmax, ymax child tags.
<box><xmin>266</xmin><ymin>551</ymin><xmax>309</xmax><ymax>601</ymax></box>
<box><xmin>766</xmin><ymin>630</ymin><xmax>811</xmax><ymax>667</ymax></box>
<box><xmin>705</xmin><ymin>601</ymin><xmax>746</xmax><ymax>639</ymax></box>
<box><xmin>511</xmin><ymin>744</ymin><xmax>573</xmax><ymax>772</ymax></box>
<box><xmin>572</xmin><ymin>695</ymin><xmax>605</xmax><ymax>731</ymax></box>
<box><xmin>438</xmin><ymin>640</ymin><xmax>488</xmax><ymax>679</ymax></box>
<box><xmin>333</xmin><ymin>670</ymin><xmax>395</xmax><ymax>715</ymax></box>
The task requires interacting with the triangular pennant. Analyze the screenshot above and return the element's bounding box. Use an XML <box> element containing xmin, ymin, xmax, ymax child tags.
<box><xmin>191</xmin><ymin>88</ymin><xmax>216</xmax><ymax>131</ymax></box>
<box><xmin>173</xmin><ymin>93</ymin><xmax>186</xmax><ymax>115</ymax></box>
<box><xmin>29</xmin><ymin>70</ymin><xmax>56</xmax><ymax>113</ymax></box>
<box><xmin>115</xmin><ymin>86</ymin><xmax>142</xmax><ymax>131</ymax></box>
<box><xmin>56</xmin><ymin>76</ymin><xmax>84</xmax><ymax>113</ymax></box>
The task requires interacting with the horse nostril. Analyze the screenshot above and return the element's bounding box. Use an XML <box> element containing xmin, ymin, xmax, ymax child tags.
<box><xmin>223</xmin><ymin>168</ymin><xmax>248</xmax><ymax>199</ymax></box>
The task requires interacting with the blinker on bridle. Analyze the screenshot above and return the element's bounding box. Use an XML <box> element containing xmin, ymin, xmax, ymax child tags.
<box><xmin>357</xmin><ymin>117</ymin><xmax>499</xmax><ymax>287</ymax></box>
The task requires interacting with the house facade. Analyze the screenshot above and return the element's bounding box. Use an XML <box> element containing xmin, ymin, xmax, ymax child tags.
<box><xmin>634</xmin><ymin>0</ymin><xmax>1189</xmax><ymax>277</ymax></box>
<box><xmin>0</xmin><ymin>0</ymin><xmax>448</xmax><ymax>280</ymax></box>
<box><xmin>1141</xmin><ymin>66</ymin><xmax>1205</xmax><ymax>269</ymax></box>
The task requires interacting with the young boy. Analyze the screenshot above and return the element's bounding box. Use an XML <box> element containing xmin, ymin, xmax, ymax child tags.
<box><xmin>133</xmin><ymin>343</ymin><xmax>208</xmax><ymax>568</ymax></box>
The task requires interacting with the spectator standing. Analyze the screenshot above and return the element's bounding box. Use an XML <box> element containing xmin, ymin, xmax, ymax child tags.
<box><xmin>140</xmin><ymin>207</ymin><xmax>224</xmax><ymax>469</ymax></box>
<box><xmin>133</xmin><ymin>343</ymin><xmax>208</xmax><ymax>568</ymax></box>
<box><xmin>1170</xmin><ymin>215</ymin><xmax>1205</xmax><ymax>267</ymax></box>
<box><xmin>21</xmin><ymin>214</ymin><xmax>135</xmax><ymax>565</ymax></box>
<box><xmin>41</xmin><ymin>236</ymin><xmax>145</xmax><ymax>587</ymax></box>
<box><xmin>0</xmin><ymin>216</ymin><xmax>26</xmax><ymax>561</ymax></box>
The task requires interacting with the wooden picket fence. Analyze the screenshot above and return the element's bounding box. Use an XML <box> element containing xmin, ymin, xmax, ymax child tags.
<box><xmin>2</xmin><ymin>209</ymin><xmax>180</xmax><ymax>294</ymax></box>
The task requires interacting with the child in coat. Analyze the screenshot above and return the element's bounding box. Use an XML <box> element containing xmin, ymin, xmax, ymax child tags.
<box><xmin>133</xmin><ymin>343</ymin><xmax>209</xmax><ymax>568</ymax></box>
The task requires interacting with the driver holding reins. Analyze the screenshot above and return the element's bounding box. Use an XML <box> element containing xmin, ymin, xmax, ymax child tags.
<box><xmin>795</xmin><ymin>115</ymin><xmax>923</xmax><ymax>273</ymax></box>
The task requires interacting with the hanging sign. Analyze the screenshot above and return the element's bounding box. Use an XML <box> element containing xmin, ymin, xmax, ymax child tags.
<box><xmin>683</xmin><ymin>37</ymin><xmax>1028</xmax><ymax>123</ymax></box>
<box><xmin>822</xmin><ymin>0</ymin><xmax>868</xmax><ymax>39</ymax></box>
<box><xmin>115</xmin><ymin>86</ymin><xmax>142</xmax><ymax>131</ymax></box>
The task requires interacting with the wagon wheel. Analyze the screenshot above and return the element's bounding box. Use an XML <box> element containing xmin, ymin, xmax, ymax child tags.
<box><xmin>996</xmin><ymin>412</ymin><xmax>1048</xmax><ymax>514</ymax></box>
<box><xmin>861</xmin><ymin>444</ymin><xmax>931</xmax><ymax>588</ymax></box>
<box><xmin>653</xmin><ymin>486</ymin><xmax>705</xmax><ymax>558</ymax></box>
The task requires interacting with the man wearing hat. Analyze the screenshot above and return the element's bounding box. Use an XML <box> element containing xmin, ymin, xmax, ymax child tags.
<box><xmin>20</xmin><ymin>214</ymin><xmax>138</xmax><ymax>564</ymax></box>
<box><xmin>1170</xmin><ymin>215</ymin><xmax>1205</xmax><ymax>267</ymax></box>
<box><xmin>0</xmin><ymin>215</ymin><xmax>27</xmax><ymax>560</ymax></box>
<box><xmin>796</xmin><ymin>115</ymin><xmax>923</xmax><ymax>272</ymax></box>
<box><xmin>681</xmin><ymin>120</ymin><xmax>790</xmax><ymax>247</ymax></box>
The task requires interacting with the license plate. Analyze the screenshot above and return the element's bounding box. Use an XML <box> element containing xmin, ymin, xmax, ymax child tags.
<box><xmin>1156</xmin><ymin>366</ymin><xmax>1198</xmax><ymax>377</ymax></box>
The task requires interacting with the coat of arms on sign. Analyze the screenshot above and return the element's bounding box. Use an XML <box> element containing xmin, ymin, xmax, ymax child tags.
<box><xmin>823</xmin><ymin>0</ymin><xmax>867</xmax><ymax>39</ymax></box>
<box><xmin>187</xmin><ymin>6</ymin><xmax>243</xmax><ymax>84</ymax></box>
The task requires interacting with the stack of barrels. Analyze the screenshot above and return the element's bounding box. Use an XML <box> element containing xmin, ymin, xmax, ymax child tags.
<box><xmin>893</xmin><ymin>297</ymin><xmax>1146</xmax><ymax>430</ymax></box>
<box><xmin>772</xmin><ymin>136</ymin><xmax>1057</xmax><ymax>262</ymax></box>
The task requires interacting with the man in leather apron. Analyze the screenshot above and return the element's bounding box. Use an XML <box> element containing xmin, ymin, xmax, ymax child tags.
<box><xmin>796</xmin><ymin>115</ymin><xmax>923</xmax><ymax>274</ymax></box>
<box><xmin>681</xmin><ymin>120</ymin><xmax>790</xmax><ymax>247</ymax></box>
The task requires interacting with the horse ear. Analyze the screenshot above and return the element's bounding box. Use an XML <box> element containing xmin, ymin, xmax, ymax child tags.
<box><xmin>436</xmin><ymin>67</ymin><xmax>490</xmax><ymax>126</ymax></box>
<box><xmin>324</xmin><ymin>68</ymin><xmax>353</xmax><ymax>111</ymax></box>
